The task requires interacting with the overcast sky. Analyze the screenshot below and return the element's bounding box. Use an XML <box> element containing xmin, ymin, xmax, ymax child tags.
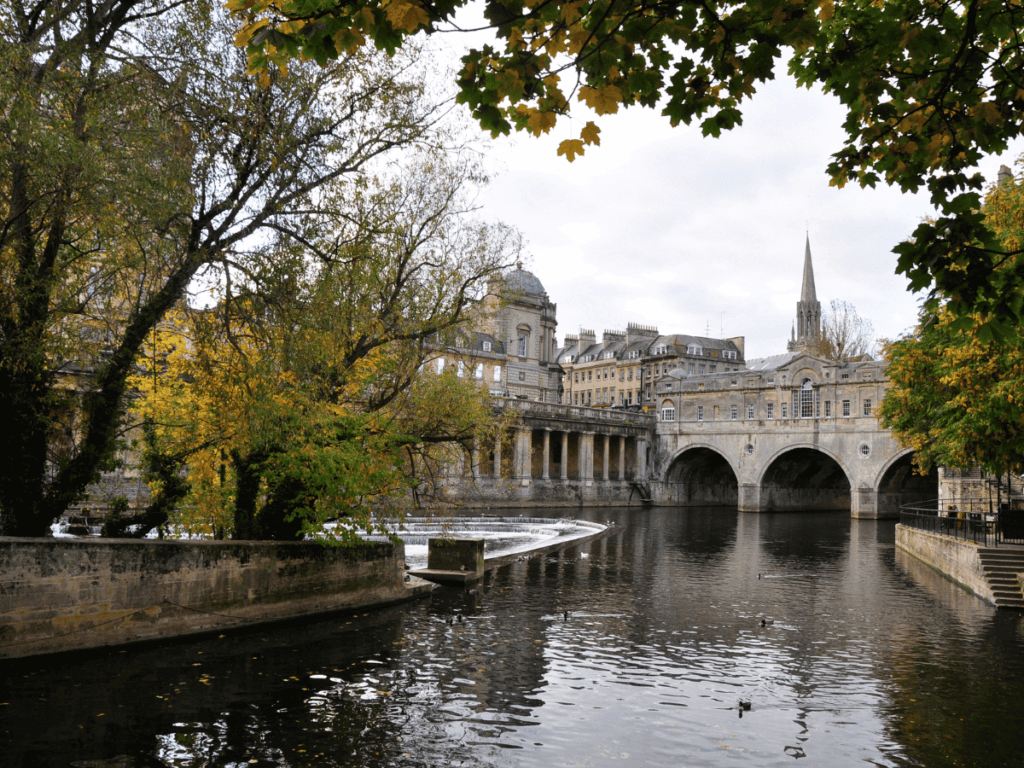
<box><xmin>452</xmin><ymin>61</ymin><xmax>1023</xmax><ymax>360</ymax></box>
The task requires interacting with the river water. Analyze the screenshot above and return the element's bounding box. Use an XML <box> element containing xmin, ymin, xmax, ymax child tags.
<box><xmin>3</xmin><ymin>506</ymin><xmax>1024</xmax><ymax>768</ymax></box>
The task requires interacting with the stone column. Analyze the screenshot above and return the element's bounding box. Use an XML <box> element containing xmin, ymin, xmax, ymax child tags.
<box><xmin>618</xmin><ymin>436</ymin><xmax>626</xmax><ymax>481</ymax></box>
<box><xmin>637</xmin><ymin>437</ymin><xmax>648</xmax><ymax>480</ymax></box>
<box><xmin>471</xmin><ymin>440</ymin><xmax>480</xmax><ymax>479</ymax></box>
<box><xmin>493</xmin><ymin>435</ymin><xmax>502</xmax><ymax>478</ymax></box>
<box><xmin>561</xmin><ymin>432</ymin><xmax>569</xmax><ymax>480</ymax></box>
<box><xmin>602</xmin><ymin>435</ymin><xmax>610</xmax><ymax>481</ymax></box>
<box><xmin>542</xmin><ymin>429</ymin><xmax>551</xmax><ymax>480</ymax></box>
<box><xmin>514</xmin><ymin>427</ymin><xmax>532</xmax><ymax>483</ymax></box>
<box><xmin>581</xmin><ymin>432</ymin><xmax>595</xmax><ymax>483</ymax></box>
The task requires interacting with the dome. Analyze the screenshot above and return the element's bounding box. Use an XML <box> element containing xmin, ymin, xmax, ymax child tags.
<box><xmin>505</xmin><ymin>266</ymin><xmax>546</xmax><ymax>297</ymax></box>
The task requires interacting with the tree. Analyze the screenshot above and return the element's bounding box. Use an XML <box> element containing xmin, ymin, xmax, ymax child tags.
<box><xmin>878</xmin><ymin>167</ymin><xmax>1024</xmax><ymax>476</ymax></box>
<box><xmin>119</xmin><ymin>151</ymin><xmax>520</xmax><ymax>540</ymax></box>
<box><xmin>232</xmin><ymin>0</ymin><xmax>1024</xmax><ymax>335</ymax></box>
<box><xmin>0</xmin><ymin>0</ymin><xmax>445</xmax><ymax>536</ymax></box>
<box><xmin>812</xmin><ymin>300</ymin><xmax>875</xmax><ymax>362</ymax></box>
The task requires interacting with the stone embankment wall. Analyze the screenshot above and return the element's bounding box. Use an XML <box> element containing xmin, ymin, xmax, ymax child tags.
<box><xmin>895</xmin><ymin>525</ymin><xmax>995</xmax><ymax>605</ymax></box>
<box><xmin>0</xmin><ymin>537</ymin><xmax>429</xmax><ymax>660</ymax></box>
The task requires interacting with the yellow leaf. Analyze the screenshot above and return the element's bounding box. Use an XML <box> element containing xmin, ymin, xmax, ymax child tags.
<box><xmin>581</xmin><ymin>121</ymin><xmax>601</xmax><ymax>146</ymax></box>
<box><xmin>382</xmin><ymin>0</ymin><xmax>429</xmax><ymax>32</ymax></box>
<box><xmin>558</xmin><ymin>139</ymin><xmax>585</xmax><ymax>162</ymax></box>
<box><xmin>526</xmin><ymin>109</ymin><xmax>557</xmax><ymax>136</ymax></box>
<box><xmin>578</xmin><ymin>84</ymin><xmax>622</xmax><ymax>115</ymax></box>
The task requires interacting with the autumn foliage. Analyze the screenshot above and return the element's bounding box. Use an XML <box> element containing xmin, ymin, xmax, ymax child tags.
<box><xmin>879</xmin><ymin>165</ymin><xmax>1024</xmax><ymax>476</ymax></box>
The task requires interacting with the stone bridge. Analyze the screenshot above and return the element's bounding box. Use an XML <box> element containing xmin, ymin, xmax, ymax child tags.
<box><xmin>650</xmin><ymin>352</ymin><xmax>936</xmax><ymax>518</ymax></box>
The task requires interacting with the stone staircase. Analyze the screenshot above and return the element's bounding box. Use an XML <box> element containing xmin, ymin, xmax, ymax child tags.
<box><xmin>978</xmin><ymin>548</ymin><xmax>1024</xmax><ymax>609</ymax></box>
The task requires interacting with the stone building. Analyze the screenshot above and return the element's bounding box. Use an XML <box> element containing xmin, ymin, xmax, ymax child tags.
<box><xmin>431</xmin><ymin>264</ymin><xmax>562</xmax><ymax>402</ymax></box>
<box><xmin>558</xmin><ymin>324</ymin><xmax>745</xmax><ymax>408</ymax></box>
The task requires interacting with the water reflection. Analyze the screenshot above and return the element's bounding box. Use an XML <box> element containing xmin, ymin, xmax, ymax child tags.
<box><xmin>2</xmin><ymin>506</ymin><xmax>1023</xmax><ymax>768</ymax></box>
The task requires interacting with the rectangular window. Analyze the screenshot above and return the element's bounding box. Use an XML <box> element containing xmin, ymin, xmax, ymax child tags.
<box><xmin>517</xmin><ymin>334</ymin><xmax>527</xmax><ymax>357</ymax></box>
<box><xmin>697</xmin><ymin>405</ymin><xmax>704</xmax><ymax>421</ymax></box>
<box><xmin>475</xmin><ymin>363</ymin><xmax>483</xmax><ymax>379</ymax></box>
<box><xmin>747</xmin><ymin>405</ymin><xmax>754</xmax><ymax>420</ymax></box>
<box><xmin>574</xmin><ymin>372</ymin><xmax>578</xmax><ymax>382</ymax></box>
<box><xmin>824</xmin><ymin>400</ymin><xmax>831</xmax><ymax>417</ymax></box>
<box><xmin>457</xmin><ymin>361</ymin><xmax>465</xmax><ymax>377</ymax></box>
<box><xmin>730</xmin><ymin>404</ymin><xmax>737</xmax><ymax>420</ymax></box>
<box><xmin>864</xmin><ymin>399</ymin><xmax>872</xmax><ymax>416</ymax></box>
<box><xmin>588</xmin><ymin>371</ymin><xmax>592</xmax><ymax>381</ymax></box>
<box><xmin>699</xmin><ymin>364</ymin><xmax>706</xmax><ymax>375</ymax></box>
<box><xmin>620</xmin><ymin>370</ymin><xmax>625</xmax><ymax>381</ymax></box>
<box><xmin>574</xmin><ymin>392</ymin><xmax>579</xmax><ymax>405</ymax></box>
<box><xmin>781</xmin><ymin>403</ymin><xmax>788</xmax><ymax>419</ymax></box>
<box><xmin>437</xmin><ymin>358</ymin><xmax>445</xmax><ymax>374</ymax></box>
<box><xmin>842</xmin><ymin>399</ymin><xmax>851</xmax><ymax>417</ymax></box>
<box><xmin>767</xmin><ymin>402</ymin><xmax>774</xmax><ymax>419</ymax></box>
<box><xmin>628</xmin><ymin>391</ymin><xmax>633</xmax><ymax>406</ymax></box>
<box><xmin>494</xmin><ymin>365</ymin><xmax>502</xmax><ymax>382</ymax></box>
<box><xmin>482</xmin><ymin>341</ymin><xmax>491</xmax><ymax>352</ymax></box>
<box><xmin>627</xmin><ymin>369</ymin><xmax>633</xmax><ymax>380</ymax></box>
<box><xmin>689</xmin><ymin>363</ymin><xmax>695</xmax><ymax>374</ymax></box>
<box><xmin>662</xmin><ymin>407</ymin><xmax>675</xmax><ymax>422</ymax></box>
<box><xmin>710</xmin><ymin>365</ymin><xmax>717</xmax><ymax>374</ymax></box>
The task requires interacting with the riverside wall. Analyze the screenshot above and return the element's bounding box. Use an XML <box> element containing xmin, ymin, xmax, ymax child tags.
<box><xmin>0</xmin><ymin>537</ymin><xmax>431</xmax><ymax>660</ymax></box>
<box><xmin>895</xmin><ymin>525</ymin><xmax>995</xmax><ymax>605</ymax></box>
<box><xmin>444</xmin><ymin>477</ymin><xmax>646</xmax><ymax>508</ymax></box>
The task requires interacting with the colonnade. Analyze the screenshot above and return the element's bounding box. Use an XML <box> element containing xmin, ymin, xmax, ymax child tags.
<box><xmin>467</xmin><ymin>426</ymin><xmax>648</xmax><ymax>485</ymax></box>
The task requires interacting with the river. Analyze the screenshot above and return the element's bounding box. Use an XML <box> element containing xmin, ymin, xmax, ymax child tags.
<box><xmin>2</xmin><ymin>506</ymin><xmax>1023</xmax><ymax>768</ymax></box>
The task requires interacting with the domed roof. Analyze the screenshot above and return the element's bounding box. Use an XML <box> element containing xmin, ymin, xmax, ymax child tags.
<box><xmin>505</xmin><ymin>265</ymin><xmax>546</xmax><ymax>297</ymax></box>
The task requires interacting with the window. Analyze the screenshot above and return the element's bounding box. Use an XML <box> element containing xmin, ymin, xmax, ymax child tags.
<box><xmin>781</xmin><ymin>403</ymin><xmax>788</xmax><ymax>419</ymax></box>
<box><xmin>627</xmin><ymin>391</ymin><xmax>633</xmax><ymax>406</ymax></box>
<box><xmin>699</xmin><ymin>364</ymin><xmax>706</xmax><ymax>375</ymax></box>
<box><xmin>747</xmin><ymin>405</ymin><xmax>754</xmax><ymax>419</ymax></box>
<box><xmin>574</xmin><ymin>372</ymin><xmax>578</xmax><ymax>382</ymax></box>
<box><xmin>437</xmin><ymin>358</ymin><xmax>445</xmax><ymax>374</ymax></box>
<box><xmin>482</xmin><ymin>341</ymin><xmax>491</xmax><ymax>352</ymax></box>
<box><xmin>800</xmin><ymin>379</ymin><xmax>814</xmax><ymax>418</ymax></box>
<box><xmin>687</xmin><ymin>344</ymin><xmax>702</xmax><ymax>355</ymax></box>
<box><xmin>586</xmin><ymin>391</ymin><xmax>592</xmax><ymax>405</ymax></box>
<box><xmin>710</xmin><ymin>365</ymin><xmax>717</xmax><ymax>373</ymax></box>
<box><xmin>604</xmin><ymin>368</ymin><xmax>609</xmax><ymax>379</ymax></box>
<box><xmin>864</xmin><ymin>399</ymin><xmax>872</xmax><ymax>416</ymax></box>
<box><xmin>603</xmin><ymin>351</ymin><xmax>614</xmax><ymax>359</ymax></box>
<box><xmin>517</xmin><ymin>333</ymin><xmax>528</xmax><ymax>357</ymax></box>
<box><xmin>574</xmin><ymin>392</ymin><xmax>579</xmax><ymax>404</ymax></box>
<box><xmin>620</xmin><ymin>370</ymin><xmax>625</xmax><ymax>381</ymax></box>
<box><xmin>689</xmin><ymin>363</ymin><xmax>695</xmax><ymax>374</ymax></box>
<box><xmin>767</xmin><ymin>402</ymin><xmax>774</xmax><ymax>419</ymax></box>
<box><xmin>824</xmin><ymin>400</ymin><xmax>831</xmax><ymax>417</ymax></box>
<box><xmin>842</xmin><ymin>399</ymin><xmax>851</xmax><ymax>417</ymax></box>
<box><xmin>730</xmin><ymin>404</ymin><xmax>738</xmax><ymax>420</ymax></box>
<box><xmin>475</xmin><ymin>363</ymin><xmax>483</xmax><ymax>379</ymax></box>
<box><xmin>457</xmin><ymin>361</ymin><xmax>465</xmax><ymax>377</ymax></box>
<box><xmin>627</xmin><ymin>368</ymin><xmax>633</xmax><ymax>380</ymax></box>
<box><xmin>661</xmin><ymin>404</ymin><xmax>675</xmax><ymax>421</ymax></box>
<box><xmin>697</xmin><ymin>405</ymin><xmax>704</xmax><ymax>421</ymax></box>
<box><xmin>841</xmin><ymin>373</ymin><xmax>850</xmax><ymax>380</ymax></box>
<box><xmin>493</xmin><ymin>365</ymin><xmax>501</xmax><ymax>382</ymax></box>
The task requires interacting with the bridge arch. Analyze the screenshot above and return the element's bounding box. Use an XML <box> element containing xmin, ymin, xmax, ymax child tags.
<box><xmin>663</xmin><ymin>445</ymin><xmax>739</xmax><ymax>506</ymax></box>
<box><xmin>874</xmin><ymin>449</ymin><xmax>939</xmax><ymax>517</ymax></box>
<box><xmin>757</xmin><ymin>445</ymin><xmax>853</xmax><ymax>512</ymax></box>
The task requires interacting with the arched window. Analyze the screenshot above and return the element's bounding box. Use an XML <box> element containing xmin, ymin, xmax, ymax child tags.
<box><xmin>661</xmin><ymin>399</ymin><xmax>676</xmax><ymax>422</ymax></box>
<box><xmin>797</xmin><ymin>378</ymin><xmax>821</xmax><ymax>418</ymax></box>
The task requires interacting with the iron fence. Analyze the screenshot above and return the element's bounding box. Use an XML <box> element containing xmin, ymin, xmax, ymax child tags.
<box><xmin>900</xmin><ymin>499</ymin><xmax>1024</xmax><ymax>547</ymax></box>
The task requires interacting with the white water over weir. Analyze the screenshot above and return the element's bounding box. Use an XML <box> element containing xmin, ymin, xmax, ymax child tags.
<box><xmin>362</xmin><ymin>516</ymin><xmax>610</xmax><ymax>570</ymax></box>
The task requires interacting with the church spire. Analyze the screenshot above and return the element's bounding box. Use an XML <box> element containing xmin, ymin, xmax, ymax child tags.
<box><xmin>788</xmin><ymin>235</ymin><xmax>822</xmax><ymax>353</ymax></box>
<box><xmin>800</xmin><ymin>233</ymin><xmax>817</xmax><ymax>304</ymax></box>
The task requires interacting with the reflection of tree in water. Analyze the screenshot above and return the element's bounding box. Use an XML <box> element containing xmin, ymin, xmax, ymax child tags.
<box><xmin>883</xmin><ymin>605</ymin><xmax>1024</xmax><ymax>767</ymax></box>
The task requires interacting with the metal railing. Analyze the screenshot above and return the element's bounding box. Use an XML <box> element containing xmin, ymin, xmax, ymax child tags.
<box><xmin>900</xmin><ymin>499</ymin><xmax>1024</xmax><ymax>547</ymax></box>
